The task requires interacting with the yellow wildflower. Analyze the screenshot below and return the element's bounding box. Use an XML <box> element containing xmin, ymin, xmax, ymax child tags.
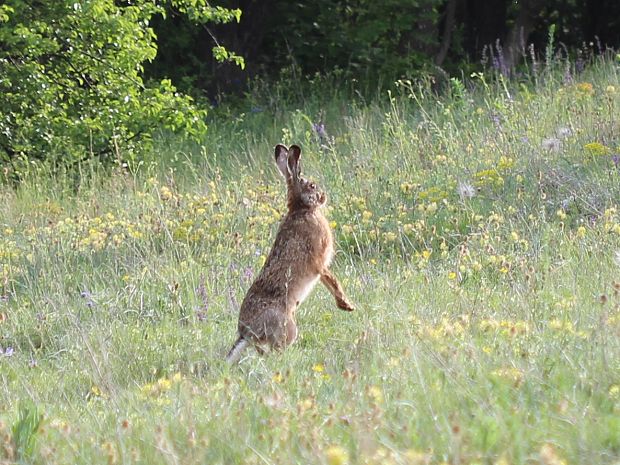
<box><xmin>400</xmin><ymin>182</ymin><xmax>416</xmax><ymax>194</ymax></box>
<box><xmin>576</xmin><ymin>82</ymin><xmax>594</xmax><ymax>96</ymax></box>
<box><xmin>367</xmin><ymin>385</ymin><xmax>383</xmax><ymax>404</ymax></box>
<box><xmin>383</xmin><ymin>231</ymin><xmax>397</xmax><ymax>242</ymax></box>
<box><xmin>404</xmin><ymin>449</ymin><xmax>432</xmax><ymax>465</ymax></box>
<box><xmin>491</xmin><ymin>367</ymin><xmax>524</xmax><ymax>384</ymax></box>
<box><xmin>539</xmin><ymin>444</ymin><xmax>567</xmax><ymax>465</ymax></box>
<box><xmin>160</xmin><ymin>186</ymin><xmax>173</xmax><ymax>201</ymax></box>
<box><xmin>584</xmin><ymin>142</ymin><xmax>610</xmax><ymax>156</ymax></box>
<box><xmin>325</xmin><ymin>446</ymin><xmax>348</xmax><ymax>465</ymax></box>
<box><xmin>312</xmin><ymin>363</ymin><xmax>325</xmax><ymax>373</ymax></box>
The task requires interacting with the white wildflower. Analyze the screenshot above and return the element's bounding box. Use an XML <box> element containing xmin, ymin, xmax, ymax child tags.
<box><xmin>541</xmin><ymin>137</ymin><xmax>561</xmax><ymax>152</ymax></box>
<box><xmin>615</xmin><ymin>250</ymin><xmax>620</xmax><ymax>268</ymax></box>
<box><xmin>557</xmin><ymin>127</ymin><xmax>572</xmax><ymax>139</ymax></box>
<box><xmin>457</xmin><ymin>181</ymin><xmax>476</xmax><ymax>201</ymax></box>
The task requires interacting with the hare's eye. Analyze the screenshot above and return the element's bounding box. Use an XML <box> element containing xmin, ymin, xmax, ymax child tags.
<box><xmin>309</xmin><ymin>182</ymin><xmax>316</xmax><ymax>189</ymax></box>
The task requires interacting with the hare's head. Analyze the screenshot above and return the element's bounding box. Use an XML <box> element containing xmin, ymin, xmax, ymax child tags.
<box><xmin>275</xmin><ymin>144</ymin><xmax>326</xmax><ymax>212</ymax></box>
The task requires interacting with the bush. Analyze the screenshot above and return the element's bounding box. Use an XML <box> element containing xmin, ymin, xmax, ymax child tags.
<box><xmin>0</xmin><ymin>1</ymin><xmax>241</xmax><ymax>173</ymax></box>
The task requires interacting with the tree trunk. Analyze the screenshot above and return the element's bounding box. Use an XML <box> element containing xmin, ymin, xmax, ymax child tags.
<box><xmin>435</xmin><ymin>0</ymin><xmax>458</xmax><ymax>66</ymax></box>
<box><xmin>503</xmin><ymin>0</ymin><xmax>543</xmax><ymax>73</ymax></box>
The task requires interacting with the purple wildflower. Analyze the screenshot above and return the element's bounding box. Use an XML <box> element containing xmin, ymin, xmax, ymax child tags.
<box><xmin>457</xmin><ymin>181</ymin><xmax>476</xmax><ymax>201</ymax></box>
<box><xmin>541</xmin><ymin>137</ymin><xmax>561</xmax><ymax>152</ymax></box>
<box><xmin>312</xmin><ymin>122</ymin><xmax>327</xmax><ymax>140</ymax></box>
<box><xmin>227</xmin><ymin>287</ymin><xmax>238</xmax><ymax>313</ymax></box>
<box><xmin>490</xmin><ymin>112</ymin><xmax>502</xmax><ymax>130</ymax></box>
<box><xmin>496</xmin><ymin>40</ymin><xmax>509</xmax><ymax>76</ymax></box>
<box><xmin>575</xmin><ymin>57</ymin><xmax>585</xmax><ymax>74</ymax></box>
<box><xmin>80</xmin><ymin>290</ymin><xmax>95</xmax><ymax>308</ymax></box>
<box><xmin>195</xmin><ymin>275</ymin><xmax>208</xmax><ymax>322</ymax></box>
<box><xmin>243</xmin><ymin>266</ymin><xmax>254</xmax><ymax>282</ymax></box>
<box><xmin>1</xmin><ymin>346</ymin><xmax>14</xmax><ymax>357</ymax></box>
<box><xmin>557</xmin><ymin>127</ymin><xmax>572</xmax><ymax>139</ymax></box>
<box><xmin>563</xmin><ymin>65</ymin><xmax>573</xmax><ymax>85</ymax></box>
<box><xmin>491</xmin><ymin>53</ymin><xmax>500</xmax><ymax>72</ymax></box>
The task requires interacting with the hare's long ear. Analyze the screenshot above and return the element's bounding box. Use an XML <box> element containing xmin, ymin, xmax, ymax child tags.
<box><xmin>287</xmin><ymin>145</ymin><xmax>301</xmax><ymax>180</ymax></box>
<box><xmin>274</xmin><ymin>144</ymin><xmax>290</xmax><ymax>178</ymax></box>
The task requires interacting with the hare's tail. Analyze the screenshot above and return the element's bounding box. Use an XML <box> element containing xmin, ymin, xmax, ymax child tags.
<box><xmin>226</xmin><ymin>336</ymin><xmax>249</xmax><ymax>364</ymax></box>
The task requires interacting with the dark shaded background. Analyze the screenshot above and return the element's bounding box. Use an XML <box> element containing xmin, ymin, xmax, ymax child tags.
<box><xmin>146</xmin><ymin>0</ymin><xmax>620</xmax><ymax>97</ymax></box>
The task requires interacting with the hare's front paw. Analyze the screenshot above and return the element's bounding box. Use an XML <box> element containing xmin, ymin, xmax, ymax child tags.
<box><xmin>337</xmin><ymin>297</ymin><xmax>355</xmax><ymax>312</ymax></box>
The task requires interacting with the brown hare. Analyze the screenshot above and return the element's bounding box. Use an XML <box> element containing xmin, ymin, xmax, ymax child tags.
<box><xmin>226</xmin><ymin>144</ymin><xmax>354</xmax><ymax>363</ymax></box>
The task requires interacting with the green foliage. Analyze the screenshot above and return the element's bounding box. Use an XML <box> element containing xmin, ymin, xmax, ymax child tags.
<box><xmin>212</xmin><ymin>45</ymin><xmax>245</xmax><ymax>69</ymax></box>
<box><xmin>545</xmin><ymin>23</ymin><xmax>556</xmax><ymax>67</ymax></box>
<box><xmin>145</xmin><ymin>0</ymin><xmax>620</xmax><ymax>100</ymax></box>
<box><xmin>147</xmin><ymin>0</ymin><xmax>446</xmax><ymax>98</ymax></box>
<box><xmin>263</xmin><ymin>0</ymin><xmax>443</xmax><ymax>81</ymax></box>
<box><xmin>0</xmin><ymin>0</ymin><xmax>242</xmax><ymax>172</ymax></box>
<box><xmin>12</xmin><ymin>402</ymin><xmax>42</xmax><ymax>461</ymax></box>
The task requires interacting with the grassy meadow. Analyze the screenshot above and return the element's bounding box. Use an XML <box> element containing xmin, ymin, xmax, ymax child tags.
<box><xmin>1</xmin><ymin>56</ymin><xmax>620</xmax><ymax>464</ymax></box>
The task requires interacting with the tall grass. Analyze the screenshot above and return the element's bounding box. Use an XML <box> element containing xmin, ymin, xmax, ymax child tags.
<box><xmin>0</xmin><ymin>55</ymin><xmax>619</xmax><ymax>464</ymax></box>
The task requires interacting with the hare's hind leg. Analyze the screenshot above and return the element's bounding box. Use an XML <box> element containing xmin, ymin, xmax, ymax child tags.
<box><xmin>284</xmin><ymin>316</ymin><xmax>298</xmax><ymax>347</ymax></box>
<box><xmin>263</xmin><ymin>309</ymin><xmax>298</xmax><ymax>350</ymax></box>
<box><xmin>320</xmin><ymin>269</ymin><xmax>355</xmax><ymax>311</ymax></box>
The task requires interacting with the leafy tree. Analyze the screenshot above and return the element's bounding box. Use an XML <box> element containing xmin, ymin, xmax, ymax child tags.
<box><xmin>146</xmin><ymin>0</ymin><xmax>620</xmax><ymax>98</ymax></box>
<box><xmin>262</xmin><ymin>0</ymin><xmax>444</xmax><ymax>81</ymax></box>
<box><xmin>0</xmin><ymin>0</ymin><xmax>242</xmax><ymax>171</ymax></box>
<box><xmin>146</xmin><ymin>0</ymin><xmax>446</xmax><ymax>97</ymax></box>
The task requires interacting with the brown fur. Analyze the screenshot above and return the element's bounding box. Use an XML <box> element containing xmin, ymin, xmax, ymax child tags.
<box><xmin>226</xmin><ymin>144</ymin><xmax>354</xmax><ymax>362</ymax></box>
